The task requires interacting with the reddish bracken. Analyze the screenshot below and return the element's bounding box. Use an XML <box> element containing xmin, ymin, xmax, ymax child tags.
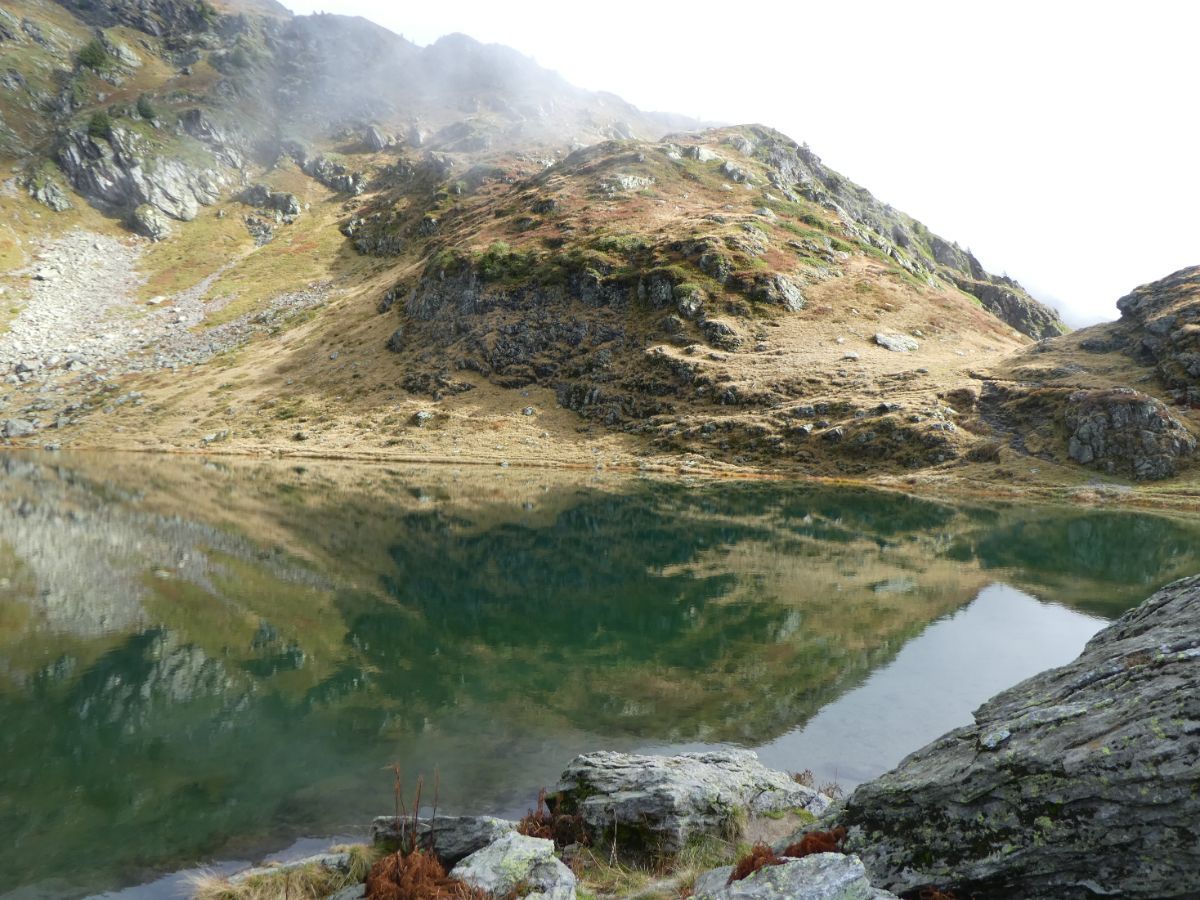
<box><xmin>781</xmin><ymin>826</ymin><xmax>848</xmax><ymax>858</ymax></box>
<box><xmin>516</xmin><ymin>787</ymin><xmax>590</xmax><ymax>848</ymax></box>
<box><xmin>365</xmin><ymin>849</ymin><xmax>488</xmax><ymax>900</ymax></box>
<box><xmin>727</xmin><ymin>842</ymin><xmax>787</xmax><ymax>884</ymax></box>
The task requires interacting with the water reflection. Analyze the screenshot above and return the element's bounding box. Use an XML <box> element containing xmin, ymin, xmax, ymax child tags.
<box><xmin>755</xmin><ymin>585</ymin><xmax>1107</xmax><ymax>784</ymax></box>
<box><xmin>0</xmin><ymin>454</ymin><xmax>1198</xmax><ymax>898</ymax></box>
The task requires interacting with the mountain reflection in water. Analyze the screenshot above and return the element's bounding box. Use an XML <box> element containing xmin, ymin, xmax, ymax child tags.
<box><xmin>1</xmin><ymin>453</ymin><xmax>1198</xmax><ymax>898</ymax></box>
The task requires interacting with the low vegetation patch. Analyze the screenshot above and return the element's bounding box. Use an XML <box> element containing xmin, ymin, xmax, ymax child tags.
<box><xmin>191</xmin><ymin>844</ymin><xmax>375</xmax><ymax>900</ymax></box>
<box><xmin>365</xmin><ymin>849</ymin><xmax>486</xmax><ymax>900</ymax></box>
<box><xmin>516</xmin><ymin>788</ymin><xmax>590</xmax><ymax>848</ymax></box>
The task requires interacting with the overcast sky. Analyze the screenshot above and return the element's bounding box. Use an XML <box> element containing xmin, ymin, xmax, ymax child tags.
<box><xmin>283</xmin><ymin>0</ymin><xmax>1198</xmax><ymax>326</ymax></box>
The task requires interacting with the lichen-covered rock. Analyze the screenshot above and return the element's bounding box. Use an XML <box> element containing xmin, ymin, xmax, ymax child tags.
<box><xmin>693</xmin><ymin>853</ymin><xmax>895</xmax><ymax>900</ymax></box>
<box><xmin>371</xmin><ymin>814</ymin><xmax>517</xmax><ymax>867</ymax></box>
<box><xmin>831</xmin><ymin>574</ymin><xmax>1200</xmax><ymax>899</ymax></box>
<box><xmin>1065</xmin><ymin>387</ymin><xmax>1195</xmax><ymax>480</ymax></box>
<box><xmin>873</xmin><ymin>333</ymin><xmax>918</xmax><ymax>353</ymax></box>
<box><xmin>555</xmin><ymin>750</ymin><xmax>829</xmax><ymax>854</ymax></box>
<box><xmin>747</xmin><ymin>273</ymin><xmax>805</xmax><ymax>312</ymax></box>
<box><xmin>449</xmin><ymin>832</ymin><xmax>575</xmax><ymax>899</ymax></box>
<box><xmin>26</xmin><ymin>176</ymin><xmax>71</xmax><ymax>211</ymax></box>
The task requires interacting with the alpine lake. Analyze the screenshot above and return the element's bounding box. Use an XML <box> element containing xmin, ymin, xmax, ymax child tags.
<box><xmin>2</xmin><ymin>452</ymin><xmax>1198</xmax><ymax>899</ymax></box>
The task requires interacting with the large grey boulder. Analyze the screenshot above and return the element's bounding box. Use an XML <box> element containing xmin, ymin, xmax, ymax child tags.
<box><xmin>2</xmin><ymin>419</ymin><xmax>35</xmax><ymax>438</ymax></box>
<box><xmin>364</xmin><ymin>125</ymin><xmax>392</xmax><ymax>151</ymax></box>
<box><xmin>450</xmin><ymin>832</ymin><xmax>576</xmax><ymax>899</ymax></box>
<box><xmin>555</xmin><ymin>750</ymin><xmax>829</xmax><ymax>854</ymax></box>
<box><xmin>371</xmin><ymin>814</ymin><xmax>517</xmax><ymax>867</ymax></box>
<box><xmin>1065</xmin><ymin>387</ymin><xmax>1196</xmax><ymax>480</ymax></box>
<box><xmin>130</xmin><ymin>203</ymin><xmax>172</xmax><ymax>241</ymax></box>
<box><xmin>831</xmin><ymin>574</ymin><xmax>1200</xmax><ymax>899</ymax></box>
<box><xmin>693</xmin><ymin>853</ymin><xmax>895</xmax><ymax>899</ymax></box>
<box><xmin>27</xmin><ymin>176</ymin><xmax>72</xmax><ymax>212</ymax></box>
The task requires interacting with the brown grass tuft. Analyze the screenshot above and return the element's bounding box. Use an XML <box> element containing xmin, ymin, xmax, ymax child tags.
<box><xmin>781</xmin><ymin>826</ymin><xmax>847</xmax><ymax>859</ymax></box>
<box><xmin>364</xmin><ymin>849</ymin><xmax>487</xmax><ymax>900</ymax></box>
<box><xmin>727</xmin><ymin>842</ymin><xmax>785</xmax><ymax>884</ymax></box>
<box><xmin>516</xmin><ymin>787</ymin><xmax>590</xmax><ymax>848</ymax></box>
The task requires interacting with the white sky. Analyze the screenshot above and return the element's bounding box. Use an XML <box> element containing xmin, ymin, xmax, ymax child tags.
<box><xmin>282</xmin><ymin>0</ymin><xmax>1199</xmax><ymax>326</ymax></box>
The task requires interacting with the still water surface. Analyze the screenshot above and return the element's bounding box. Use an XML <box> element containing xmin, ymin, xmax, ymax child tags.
<box><xmin>1</xmin><ymin>453</ymin><xmax>1198</xmax><ymax>898</ymax></box>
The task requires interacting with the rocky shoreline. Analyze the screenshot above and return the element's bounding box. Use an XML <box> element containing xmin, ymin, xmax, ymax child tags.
<box><xmin>195</xmin><ymin>575</ymin><xmax>1200</xmax><ymax>899</ymax></box>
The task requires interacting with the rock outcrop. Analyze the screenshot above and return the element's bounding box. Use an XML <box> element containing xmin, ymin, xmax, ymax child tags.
<box><xmin>57</xmin><ymin>126</ymin><xmax>228</xmax><ymax>221</ymax></box>
<box><xmin>827</xmin><ymin>574</ymin><xmax>1200</xmax><ymax>899</ymax></box>
<box><xmin>1065</xmin><ymin>388</ymin><xmax>1196</xmax><ymax>480</ymax></box>
<box><xmin>239</xmin><ymin>183</ymin><xmax>302</xmax><ymax>218</ymax></box>
<box><xmin>1115</xmin><ymin>265</ymin><xmax>1200</xmax><ymax>406</ymax></box>
<box><xmin>555</xmin><ymin>750</ymin><xmax>830</xmax><ymax>854</ymax></box>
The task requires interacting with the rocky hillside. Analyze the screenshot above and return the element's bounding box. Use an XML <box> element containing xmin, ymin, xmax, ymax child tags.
<box><xmin>0</xmin><ymin>0</ymin><xmax>1195</xmax><ymax>490</ymax></box>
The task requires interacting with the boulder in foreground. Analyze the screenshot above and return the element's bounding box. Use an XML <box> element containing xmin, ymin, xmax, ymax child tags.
<box><xmin>555</xmin><ymin>749</ymin><xmax>829</xmax><ymax>854</ymax></box>
<box><xmin>828</xmin><ymin>574</ymin><xmax>1200</xmax><ymax>899</ymax></box>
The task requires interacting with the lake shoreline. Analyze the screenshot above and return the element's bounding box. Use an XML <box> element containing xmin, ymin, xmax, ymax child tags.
<box><xmin>5</xmin><ymin>442</ymin><xmax>1200</xmax><ymax>514</ymax></box>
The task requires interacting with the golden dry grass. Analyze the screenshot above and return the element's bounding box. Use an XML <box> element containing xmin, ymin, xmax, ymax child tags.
<box><xmin>190</xmin><ymin>844</ymin><xmax>376</xmax><ymax>900</ymax></box>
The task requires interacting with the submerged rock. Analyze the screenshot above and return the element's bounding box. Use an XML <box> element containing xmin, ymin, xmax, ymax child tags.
<box><xmin>830</xmin><ymin>574</ymin><xmax>1200</xmax><ymax>899</ymax></box>
<box><xmin>693</xmin><ymin>853</ymin><xmax>895</xmax><ymax>899</ymax></box>
<box><xmin>555</xmin><ymin>750</ymin><xmax>829</xmax><ymax>854</ymax></box>
<box><xmin>450</xmin><ymin>832</ymin><xmax>576</xmax><ymax>899</ymax></box>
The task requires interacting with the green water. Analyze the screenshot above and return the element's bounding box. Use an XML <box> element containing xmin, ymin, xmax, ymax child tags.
<box><xmin>1</xmin><ymin>453</ymin><xmax>1198</xmax><ymax>899</ymax></box>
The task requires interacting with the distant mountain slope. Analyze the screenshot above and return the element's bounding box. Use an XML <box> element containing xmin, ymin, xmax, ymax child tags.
<box><xmin>6</xmin><ymin>0</ymin><xmax>1190</xmax><ymax>491</ymax></box>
